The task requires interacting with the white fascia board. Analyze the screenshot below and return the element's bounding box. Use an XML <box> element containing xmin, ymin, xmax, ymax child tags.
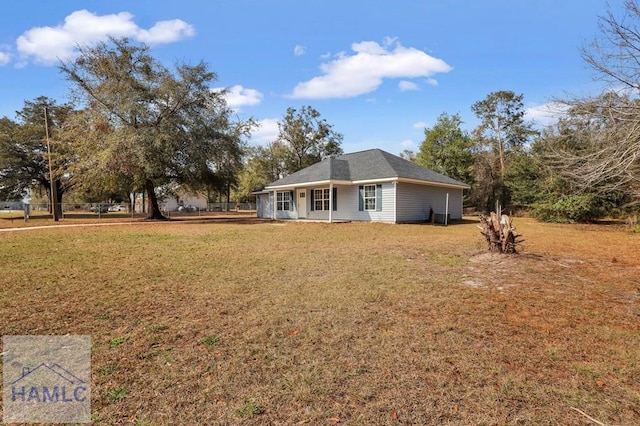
<box><xmin>266</xmin><ymin>179</ymin><xmax>351</xmax><ymax>190</ymax></box>
<box><xmin>350</xmin><ymin>178</ymin><xmax>396</xmax><ymax>185</ymax></box>
<box><xmin>264</xmin><ymin>185</ymin><xmax>298</xmax><ymax>191</ymax></box>
<box><xmin>310</xmin><ymin>180</ymin><xmax>351</xmax><ymax>187</ymax></box>
<box><xmin>396</xmin><ymin>177</ymin><xmax>470</xmax><ymax>190</ymax></box>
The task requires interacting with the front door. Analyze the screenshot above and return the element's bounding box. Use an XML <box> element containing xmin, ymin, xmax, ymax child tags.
<box><xmin>297</xmin><ymin>190</ymin><xmax>307</xmax><ymax>218</ymax></box>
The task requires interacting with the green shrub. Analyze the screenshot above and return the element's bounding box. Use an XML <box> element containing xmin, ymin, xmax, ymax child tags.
<box><xmin>531</xmin><ymin>194</ymin><xmax>604</xmax><ymax>223</ymax></box>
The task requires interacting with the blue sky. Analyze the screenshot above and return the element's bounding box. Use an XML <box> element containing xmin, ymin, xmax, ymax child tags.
<box><xmin>0</xmin><ymin>1</ymin><xmax>625</xmax><ymax>156</ymax></box>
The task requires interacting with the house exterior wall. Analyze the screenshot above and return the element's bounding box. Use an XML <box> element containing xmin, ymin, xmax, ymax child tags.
<box><xmin>305</xmin><ymin>183</ymin><xmax>395</xmax><ymax>222</ymax></box>
<box><xmin>256</xmin><ymin>191</ymin><xmax>298</xmax><ymax>219</ymax></box>
<box><xmin>256</xmin><ymin>193</ymin><xmax>273</xmax><ymax>218</ymax></box>
<box><xmin>274</xmin><ymin>190</ymin><xmax>297</xmax><ymax>220</ymax></box>
<box><xmin>305</xmin><ymin>186</ymin><xmax>337</xmax><ymax>221</ymax></box>
<box><xmin>260</xmin><ymin>182</ymin><xmax>464</xmax><ymax>223</ymax></box>
<box><xmin>395</xmin><ymin>182</ymin><xmax>463</xmax><ymax>222</ymax></box>
<box><xmin>347</xmin><ymin>183</ymin><xmax>395</xmax><ymax>222</ymax></box>
<box><xmin>161</xmin><ymin>193</ymin><xmax>208</xmax><ymax>211</ymax></box>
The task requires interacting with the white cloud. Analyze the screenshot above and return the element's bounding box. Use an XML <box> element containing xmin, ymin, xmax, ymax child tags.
<box><xmin>0</xmin><ymin>51</ymin><xmax>11</xmax><ymax>66</ymax></box>
<box><xmin>214</xmin><ymin>85</ymin><xmax>263</xmax><ymax>111</ymax></box>
<box><xmin>294</xmin><ymin>44</ymin><xmax>306</xmax><ymax>56</ymax></box>
<box><xmin>525</xmin><ymin>102</ymin><xmax>568</xmax><ymax>127</ymax></box>
<box><xmin>401</xmin><ymin>139</ymin><xmax>417</xmax><ymax>150</ymax></box>
<box><xmin>250</xmin><ymin>118</ymin><xmax>280</xmax><ymax>145</ymax></box>
<box><xmin>383</xmin><ymin>36</ymin><xmax>399</xmax><ymax>47</ymax></box>
<box><xmin>15</xmin><ymin>9</ymin><xmax>194</xmax><ymax>65</ymax></box>
<box><xmin>413</xmin><ymin>121</ymin><xmax>428</xmax><ymax>129</ymax></box>
<box><xmin>398</xmin><ymin>80</ymin><xmax>419</xmax><ymax>91</ymax></box>
<box><xmin>289</xmin><ymin>38</ymin><xmax>452</xmax><ymax>99</ymax></box>
<box><xmin>137</xmin><ymin>19</ymin><xmax>195</xmax><ymax>44</ymax></box>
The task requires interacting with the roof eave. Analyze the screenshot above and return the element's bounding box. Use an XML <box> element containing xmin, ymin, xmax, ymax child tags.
<box><xmin>396</xmin><ymin>177</ymin><xmax>470</xmax><ymax>189</ymax></box>
<box><xmin>350</xmin><ymin>177</ymin><xmax>396</xmax><ymax>185</ymax></box>
<box><xmin>265</xmin><ymin>177</ymin><xmax>469</xmax><ymax>190</ymax></box>
<box><xmin>265</xmin><ymin>179</ymin><xmax>352</xmax><ymax>190</ymax></box>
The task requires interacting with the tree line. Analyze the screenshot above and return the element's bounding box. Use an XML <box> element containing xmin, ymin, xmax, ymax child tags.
<box><xmin>1</xmin><ymin>2</ymin><xmax>639</xmax><ymax>221</ymax></box>
<box><xmin>0</xmin><ymin>38</ymin><xmax>342</xmax><ymax>219</ymax></box>
<box><xmin>410</xmin><ymin>1</ymin><xmax>640</xmax><ymax>222</ymax></box>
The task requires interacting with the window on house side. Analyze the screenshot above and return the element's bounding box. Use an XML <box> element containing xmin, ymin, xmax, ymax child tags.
<box><xmin>313</xmin><ymin>188</ymin><xmax>331</xmax><ymax>211</ymax></box>
<box><xmin>277</xmin><ymin>191</ymin><xmax>291</xmax><ymax>211</ymax></box>
<box><xmin>364</xmin><ymin>184</ymin><xmax>376</xmax><ymax>211</ymax></box>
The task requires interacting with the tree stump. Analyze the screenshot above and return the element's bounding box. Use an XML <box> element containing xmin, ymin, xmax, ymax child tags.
<box><xmin>478</xmin><ymin>208</ymin><xmax>522</xmax><ymax>254</ymax></box>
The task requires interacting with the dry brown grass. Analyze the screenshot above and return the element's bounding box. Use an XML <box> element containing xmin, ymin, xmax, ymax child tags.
<box><xmin>0</xmin><ymin>210</ymin><xmax>255</xmax><ymax>229</ymax></box>
<box><xmin>1</xmin><ymin>218</ymin><xmax>639</xmax><ymax>425</ymax></box>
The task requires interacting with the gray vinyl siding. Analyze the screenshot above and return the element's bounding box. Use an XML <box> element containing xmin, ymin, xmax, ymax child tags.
<box><xmin>303</xmin><ymin>183</ymin><xmax>393</xmax><ymax>222</ymax></box>
<box><xmin>395</xmin><ymin>183</ymin><xmax>463</xmax><ymax>222</ymax></box>
<box><xmin>256</xmin><ymin>193</ymin><xmax>273</xmax><ymax>218</ymax></box>
<box><xmin>341</xmin><ymin>183</ymin><xmax>395</xmax><ymax>222</ymax></box>
<box><xmin>274</xmin><ymin>190</ymin><xmax>297</xmax><ymax>220</ymax></box>
<box><xmin>306</xmin><ymin>186</ymin><xmax>340</xmax><ymax>221</ymax></box>
<box><xmin>264</xmin><ymin>182</ymin><xmax>463</xmax><ymax>222</ymax></box>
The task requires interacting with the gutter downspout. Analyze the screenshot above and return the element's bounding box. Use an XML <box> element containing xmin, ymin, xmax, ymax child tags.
<box><xmin>329</xmin><ymin>182</ymin><xmax>333</xmax><ymax>223</ymax></box>
<box><xmin>445</xmin><ymin>192</ymin><xmax>449</xmax><ymax>226</ymax></box>
<box><xmin>328</xmin><ymin>157</ymin><xmax>333</xmax><ymax>223</ymax></box>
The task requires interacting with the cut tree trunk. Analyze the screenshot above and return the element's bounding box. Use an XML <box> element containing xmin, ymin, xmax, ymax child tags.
<box><xmin>478</xmin><ymin>207</ymin><xmax>522</xmax><ymax>254</ymax></box>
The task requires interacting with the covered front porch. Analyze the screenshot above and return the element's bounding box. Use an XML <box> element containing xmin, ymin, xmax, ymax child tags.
<box><xmin>259</xmin><ymin>181</ymin><xmax>346</xmax><ymax>223</ymax></box>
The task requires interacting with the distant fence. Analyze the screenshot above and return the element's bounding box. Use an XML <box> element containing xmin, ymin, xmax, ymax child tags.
<box><xmin>0</xmin><ymin>201</ymin><xmax>26</xmax><ymax>210</ymax></box>
<box><xmin>206</xmin><ymin>203</ymin><xmax>255</xmax><ymax>212</ymax></box>
<box><xmin>1</xmin><ymin>201</ymin><xmax>256</xmax><ymax>220</ymax></box>
<box><xmin>164</xmin><ymin>203</ymin><xmax>256</xmax><ymax>217</ymax></box>
<box><xmin>2</xmin><ymin>203</ymin><xmax>139</xmax><ymax>219</ymax></box>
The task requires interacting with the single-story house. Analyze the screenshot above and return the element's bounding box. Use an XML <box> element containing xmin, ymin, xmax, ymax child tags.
<box><xmin>161</xmin><ymin>191</ymin><xmax>208</xmax><ymax>212</ymax></box>
<box><xmin>255</xmin><ymin>148</ymin><xmax>470</xmax><ymax>223</ymax></box>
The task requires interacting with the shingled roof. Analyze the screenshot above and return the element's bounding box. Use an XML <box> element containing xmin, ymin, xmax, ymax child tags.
<box><xmin>266</xmin><ymin>149</ymin><xmax>469</xmax><ymax>189</ymax></box>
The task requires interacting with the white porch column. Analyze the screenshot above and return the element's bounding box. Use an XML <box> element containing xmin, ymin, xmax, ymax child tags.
<box><xmin>272</xmin><ymin>190</ymin><xmax>276</xmax><ymax>219</ymax></box>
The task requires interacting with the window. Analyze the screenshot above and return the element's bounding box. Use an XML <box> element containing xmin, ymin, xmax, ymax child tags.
<box><xmin>277</xmin><ymin>191</ymin><xmax>291</xmax><ymax>211</ymax></box>
<box><xmin>314</xmin><ymin>189</ymin><xmax>330</xmax><ymax>211</ymax></box>
<box><xmin>359</xmin><ymin>184</ymin><xmax>381</xmax><ymax>212</ymax></box>
<box><xmin>310</xmin><ymin>187</ymin><xmax>337</xmax><ymax>211</ymax></box>
<box><xmin>364</xmin><ymin>184</ymin><xmax>376</xmax><ymax>210</ymax></box>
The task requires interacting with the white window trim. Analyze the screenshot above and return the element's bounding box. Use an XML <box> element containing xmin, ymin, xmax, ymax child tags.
<box><xmin>276</xmin><ymin>191</ymin><xmax>291</xmax><ymax>211</ymax></box>
<box><xmin>364</xmin><ymin>184</ymin><xmax>376</xmax><ymax>211</ymax></box>
<box><xmin>313</xmin><ymin>188</ymin><xmax>330</xmax><ymax>211</ymax></box>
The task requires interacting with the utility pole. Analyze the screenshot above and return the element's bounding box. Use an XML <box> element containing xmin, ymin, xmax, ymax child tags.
<box><xmin>44</xmin><ymin>107</ymin><xmax>60</xmax><ymax>221</ymax></box>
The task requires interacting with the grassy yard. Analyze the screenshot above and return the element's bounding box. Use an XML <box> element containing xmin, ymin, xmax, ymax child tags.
<box><xmin>1</xmin><ymin>218</ymin><xmax>639</xmax><ymax>425</ymax></box>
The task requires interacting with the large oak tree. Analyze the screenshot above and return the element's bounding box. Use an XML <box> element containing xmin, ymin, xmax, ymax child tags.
<box><xmin>60</xmin><ymin>37</ymin><xmax>252</xmax><ymax>219</ymax></box>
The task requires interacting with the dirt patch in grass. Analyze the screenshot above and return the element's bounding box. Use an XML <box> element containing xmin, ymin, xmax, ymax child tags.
<box><xmin>0</xmin><ymin>218</ymin><xmax>639</xmax><ymax>424</ymax></box>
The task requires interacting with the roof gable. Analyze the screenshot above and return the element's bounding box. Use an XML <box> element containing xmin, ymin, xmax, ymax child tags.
<box><xmin>266</xmin><ymin>149</ymin><xmax>469</xmax><ymax>188</ymax></box>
